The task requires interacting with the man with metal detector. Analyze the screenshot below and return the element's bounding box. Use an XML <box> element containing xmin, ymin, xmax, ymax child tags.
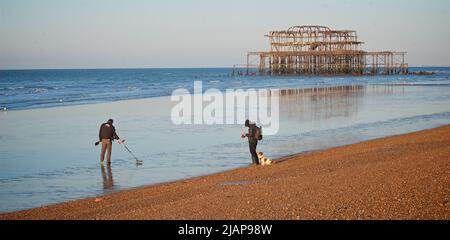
<box><xmin>95</xmin><ymin>119</ymin><xmax>124</xmax><ymax>164</ymax></box>
<box><xmin>241</xmin><ymin>119</ymin><xmax>262</xmax><ymax>165</ymax></box>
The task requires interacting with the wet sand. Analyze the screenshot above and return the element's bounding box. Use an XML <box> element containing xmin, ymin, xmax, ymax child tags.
<box><xmin>1</xmin><ymin>125</ymin><xmax>449</xmax><ymax>220</ymax></box>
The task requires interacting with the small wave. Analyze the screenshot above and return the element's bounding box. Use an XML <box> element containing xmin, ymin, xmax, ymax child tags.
<box><xmin>431</xmin><ymin>70</ymin><xmax>450</xmax><ymax>74</ymax></box>
<box><xmin>30</xmin><ymin>88</ymin><xmax>48</xmax><ymax>94</ymax></box>
<box><xmin>388</xmin><ymin>81</ymin><xmax>450</xmax><ymax>86</ymax></box>
<box><xmin>7</xmin><ymin>86</ymin><xmax>25</xmax><ymax>90</ymax></box>
<box><xmin>49</xmin><ymin>86</ymin><xmax>65</xmax><ymax>90</ymax></box>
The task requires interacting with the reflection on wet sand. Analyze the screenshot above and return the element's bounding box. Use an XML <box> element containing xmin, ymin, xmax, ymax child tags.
<box><xmin>275</xmin><ymin>85</ymin><xmax>397</xmax><ymax>123</ymax></box>
<box><xmin>100</xmin><ymin>164</ymin><xmax>114</xmax><ymax>190</ymax></box>
<box><xmin>277</xmin><ymin>85</ymin><xmax>366</xmax><ymax>121</ymax></box>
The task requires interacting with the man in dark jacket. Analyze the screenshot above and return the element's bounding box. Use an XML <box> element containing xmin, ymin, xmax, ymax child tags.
<box><xmin>241</xmin><ymin>119</ymin><xmax>259</xmax><ymax>165</ymax></box>
<box><xmin>96</xmin><ymin>119</ymin><xmax>123</xmax><ymax>164</ymax></box>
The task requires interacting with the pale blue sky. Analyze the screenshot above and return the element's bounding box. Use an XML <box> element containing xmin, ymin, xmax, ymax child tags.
<box><xmin>0</xmin><ymin>0</ymin><xmax>449</xmax><ymax>69</ymax></box>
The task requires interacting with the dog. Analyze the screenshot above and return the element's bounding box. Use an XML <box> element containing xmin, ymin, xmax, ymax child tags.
<box><xmin>257</xmin><ymin>152</ymin><xmax>274</xmax><ymax>166</ymax></box>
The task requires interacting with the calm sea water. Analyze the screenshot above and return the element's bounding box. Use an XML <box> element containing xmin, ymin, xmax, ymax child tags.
<box><xmin>1</xmin><ymin>67</ymin><xmax>449</xmax><ymax>110</ymax></box>
<box><xmin>0</xmin><ymin>67</ymin><xmax>450</xmax><ymax>212</ymax></box>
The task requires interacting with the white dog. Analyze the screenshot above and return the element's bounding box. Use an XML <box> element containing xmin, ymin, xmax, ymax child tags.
<box><xmin>257</xmin><ymin>152</ymin><xmax>274</xmax><ymax>166</ymax></box>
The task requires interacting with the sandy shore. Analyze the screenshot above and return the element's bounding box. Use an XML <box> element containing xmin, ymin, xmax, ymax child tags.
<box><xmin>1</xmin><ymin>126</ymin><xmax>449</xmax><ymax>220</ymax></box>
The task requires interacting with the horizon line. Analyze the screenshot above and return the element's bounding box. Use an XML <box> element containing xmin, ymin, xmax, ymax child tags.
<box><xmin>1</xmin><ymin>65</ymin><xmax>450</xmax><ymax>71</ymax></box>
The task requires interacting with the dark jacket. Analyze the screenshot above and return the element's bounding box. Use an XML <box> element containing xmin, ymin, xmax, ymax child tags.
<box><xmin>246</xmin><ymin>124</ymin><xmax>257</xmax><ymax>141</ymax></box>
<box><xmin>99</xmin><ymin>123</ymin><xmax>120</xmax><ymax>141</ymax></box>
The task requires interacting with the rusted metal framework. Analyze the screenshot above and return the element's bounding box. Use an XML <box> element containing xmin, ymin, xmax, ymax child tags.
<box><xmin>234</xmin><ymin>26</ymin><xmax>408</xmax><ymax>76</ymax></box>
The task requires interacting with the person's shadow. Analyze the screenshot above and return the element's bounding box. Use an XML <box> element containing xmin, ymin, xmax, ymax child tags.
<box><xmin>100</xmin><ymin>163</ymin><xmax>114</xmax><ymax>190</ymax></box>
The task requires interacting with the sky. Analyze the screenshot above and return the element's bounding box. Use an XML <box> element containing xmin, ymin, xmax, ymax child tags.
<box><xmin>0</xmin><ymin>0</ymin><xmax>449</xmax><ymax>69</ymax></box>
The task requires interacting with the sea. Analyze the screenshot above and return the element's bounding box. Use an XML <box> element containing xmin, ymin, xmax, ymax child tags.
<box><xmin>1</xmin><ymin>67</ymin><xmax>450</xmax><ymax>212</ymax></box>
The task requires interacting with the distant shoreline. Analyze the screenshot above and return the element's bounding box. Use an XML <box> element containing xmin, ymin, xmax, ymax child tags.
<box><xmin>2</xmin><ymin>125</ymin><xmax>449</xmax><ymax>220</ymax></box>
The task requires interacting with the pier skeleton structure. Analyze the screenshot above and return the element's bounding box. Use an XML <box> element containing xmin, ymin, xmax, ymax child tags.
<box><xmin>234</xmin><ymin>26</ymin><xmax>408</xmax><ymax>76</ymax></box>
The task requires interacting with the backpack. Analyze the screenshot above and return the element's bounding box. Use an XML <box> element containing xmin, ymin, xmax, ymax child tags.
<box><xmin>254</xmin><ymin>125</ymin><xmax>263</xmax><ymax>140</ymax></box>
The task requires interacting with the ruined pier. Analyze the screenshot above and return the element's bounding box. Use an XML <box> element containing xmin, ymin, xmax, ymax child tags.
<box><xmin>234</xmin><ymin>26</ymin><xmax>408</xmax><ymax>76</ymax></box>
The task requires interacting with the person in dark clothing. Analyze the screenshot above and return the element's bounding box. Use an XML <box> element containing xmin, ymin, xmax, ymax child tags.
<box><xmin>241</xmin><ymin>119</ymin><xmax>259</xmax><ymax>165</ymax></box>
<box><xmin>96</xmin><ymin>119</ymin><xmax>123</xmax><ymax>164</ymax></box>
